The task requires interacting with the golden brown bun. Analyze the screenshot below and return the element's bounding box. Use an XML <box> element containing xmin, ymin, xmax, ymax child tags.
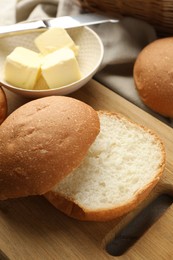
<box><xmin>0</xmin><ymin>96</ymin><xmax>100</xmax><ymax>200</ymax></box>
<box><xmin>0</xmin><ymin>87</ymin><xmax>7</xmax><ymax>124</ymax></box>
<box><xmin>134</xmin><ymin>37</ymin><xmax>173</xmax><ymax>117</ymax></box>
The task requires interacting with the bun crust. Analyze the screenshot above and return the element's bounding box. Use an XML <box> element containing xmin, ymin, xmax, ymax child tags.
<box><xmin>45</xmin><ymin>111</ymin><xmax>165</xmax><ymax>222</ymax></box>
<box><xmin>134</xmin><ymin>37</ymin><xmax>173</xmax><ymax>117</ymax></box>
<box><xmin>45</xmin><ymin>177</ymin><xmax>159</xmax><ymax>222</ymax></box>
<box><xmin>0</xmin><ymin>96</ymin><xmax>100</xmax><ymax>200</ymax></box>
<box><xmin>0</xmin><ymin>87</ymin><xmax>7</xmax><ymax>124</ymax></box>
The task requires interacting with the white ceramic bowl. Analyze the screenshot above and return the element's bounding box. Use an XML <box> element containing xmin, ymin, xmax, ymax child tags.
<box><xmin>0</xmin><ymin>26</ymin><xmax>104</xmax><ymax>98</ymax></box>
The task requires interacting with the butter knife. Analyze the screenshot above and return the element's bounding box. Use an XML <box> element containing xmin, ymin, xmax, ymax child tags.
<box><xmin>0</xmin><ymin>13</ymin><xmax>119</xmax><ymax>38</ymax></box>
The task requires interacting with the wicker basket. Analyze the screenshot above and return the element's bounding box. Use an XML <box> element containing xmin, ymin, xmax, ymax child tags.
<box><xmin>75</xmin><ymin>0</ymin><xmax>173</xmax><ymax>36</ymax></box>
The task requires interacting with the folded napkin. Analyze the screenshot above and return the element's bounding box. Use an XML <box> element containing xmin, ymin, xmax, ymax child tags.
<box><xmin>1</xmin><ymin>0</ymin><xmax>172</xmax><ymax>126</ymax></box>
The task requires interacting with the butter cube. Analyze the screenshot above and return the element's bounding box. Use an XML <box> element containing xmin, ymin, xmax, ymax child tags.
<box><xmin>4</xmin><ymin>47</ymin><xmax>41</xmax><ymax>90</ymax></box>
<box><xmin>34</xmin><ymin>28</ymin><xmax>78</xmax><ymax>55</ymax></box>
<box><xmin>41</xmin><ymin>47</ymin><xmax>81</xmax><ymax>89</ymax></box>
<box><xmin>34</xmin><ymin>74</ymin><xmax>49</xmax><ymax>90</ymax></box>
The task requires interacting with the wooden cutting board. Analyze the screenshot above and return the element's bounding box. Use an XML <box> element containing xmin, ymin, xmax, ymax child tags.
<box><xmin>0</xmin><ymin>79</ymin><xmax>173</xmax><ymax>260</ymax></box>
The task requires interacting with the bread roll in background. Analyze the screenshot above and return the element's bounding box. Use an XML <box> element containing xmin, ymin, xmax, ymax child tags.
<box><xmin>45</xmin><ymin>111</ymin><xmax>166</xmax><ymax>222</ymax></box>
<box><xmin>133</xmin><ymin>37</ymin><xmax>173</xmax><ymax>118</ymax></box>
<box><xmin>0</xmin><ymin>87</ymin><xmax>7</xmax><ymax>124</ymax></box>
<box><xmin>0</xmin><ymin>96</ymin><xmax>100</xmax><ymax>200</ymax></box>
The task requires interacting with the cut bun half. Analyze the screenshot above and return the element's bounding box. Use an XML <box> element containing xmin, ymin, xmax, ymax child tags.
<box><xmin>45</xmin><ymin>111</ymin><xmax>166</xmax><ymax>221</ymax></box>
<box><xmin>0</xmin><ymin>96</ymin><xmax>100</xmax><ymax>200</ymax></box>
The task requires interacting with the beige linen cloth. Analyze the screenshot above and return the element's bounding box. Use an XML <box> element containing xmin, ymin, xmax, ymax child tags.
<box><xmin>1</xmin><ymin>0</ymin><xmax>172</xmax><ymax>126</ymax></box>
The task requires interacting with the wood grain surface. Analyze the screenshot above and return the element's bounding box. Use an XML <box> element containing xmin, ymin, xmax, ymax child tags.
<box><xmin>0</xmin><ymin>79</ymin><xmax>173</xmax><ymax>260</ymax></box>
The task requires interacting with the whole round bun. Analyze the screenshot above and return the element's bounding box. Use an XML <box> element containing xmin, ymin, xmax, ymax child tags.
<box><xmin>0</xmin><ymin>87</ymin><xmax>7</xmax><ymax>124</ymax></box>
<box><xmin>134</xmin><ymin>37</ymin><xmax>173</xmax><ymax>117</ymax></box>
<box><xmin>0</xmin><ymin>96</ymin><xmax>100</xmax><ymax>200</ymax></box>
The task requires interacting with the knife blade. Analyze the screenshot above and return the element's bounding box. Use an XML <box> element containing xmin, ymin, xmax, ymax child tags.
<box><xmin>0</xmin><ymin>13</ymin><xmax>119</xmax><ymax>38</ymax></box>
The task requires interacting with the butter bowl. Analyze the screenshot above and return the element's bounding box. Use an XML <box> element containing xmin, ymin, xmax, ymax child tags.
<box><xmin>0</xmin><ymin>26</ymin><xmax>104</xmax><ymax>98</ymax></box>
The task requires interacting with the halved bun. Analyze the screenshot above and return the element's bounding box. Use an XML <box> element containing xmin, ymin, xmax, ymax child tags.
<box><xmin>134</xmin><ymin>37</ymin><xmax>173</xmax><ymax>117</ymax></box>
<box><xmin>45</xmin><ymin>111</ymin><xmax>165</xmax><ymax>221</ymax></box>
<box><xmin>0</xmin><ymin>87</ymin><xmax>7</xmax><ymax>124</ymax></box>
<box><xmin>0</xmin><ymin>96</ymin><xmax>100</xmax><ymax>200</ymax></box>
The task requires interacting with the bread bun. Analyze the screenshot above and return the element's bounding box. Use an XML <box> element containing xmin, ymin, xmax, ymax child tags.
<box><xmin>45</xmin><ymin>111</ymin><xmax>165</xmax><ymax>222</ymax></box>
<box><xmin>0</xmin><ymin>87</ymin><xmax>7</xmax><ymax>124</ymax></box>
<box><xmin>0</xmin><ymin>96</ymin><xmax>100</xmax><ymax>200</ymax></box>
<box><xmin>134</xmin><ymin>37</ymin><xmax>173</xmax><ymax>117</ymax></box>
